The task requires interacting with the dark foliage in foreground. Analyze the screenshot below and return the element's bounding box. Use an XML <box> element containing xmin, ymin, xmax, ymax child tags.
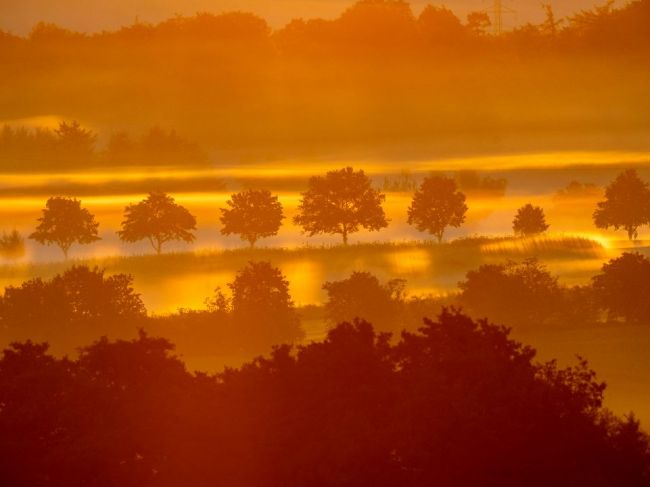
<box><xmin>0</xmin><ymin>310</ymin><xmax>647</xmax><ymax>487</ymax></box>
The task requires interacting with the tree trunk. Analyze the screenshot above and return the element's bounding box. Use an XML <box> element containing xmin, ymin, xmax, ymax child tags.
<box><xmin>148</xmin><ymin>236</ymin><xmax>163</xmax><ymax>255</ymax></box>
<box><xmin>627</xmin><ymin>226</ymin><xmax>637</xmax><ymax>241</ymax></box>
<box><xmin>61</xmin><ymin>245</ymin><xmax>69</xmax><ymax>260</ymax></box>
<box><xmin>249</xmin><ymin>237</ymin><xmax>257</xmax><ymax>248</ymax></box>
<box><xmin>342</xmin><ymin>230</ymin><xmax>348</xmax><ymax>245</ymax></box>
<box><xmin>436</xmin><ymin>231</ymin><xmax>444</xmax><ymax>244</ymax></box>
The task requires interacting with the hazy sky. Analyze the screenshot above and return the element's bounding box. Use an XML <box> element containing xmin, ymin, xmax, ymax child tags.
<box><xmin>0</xmin><ymin>0</ymin><xmax>612</xmax><ymax>35</ymax></box>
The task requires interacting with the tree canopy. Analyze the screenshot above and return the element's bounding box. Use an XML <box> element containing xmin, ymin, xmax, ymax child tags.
<box><xmin>458</xmin><ymin>259</ymin><xmax>564</xmax><ymax>327</ymax></box>
<box><xmin>0</xmin><ymin>265</ymin><xmax>145</xmax><ymax>348</ymax></box>
<box><xmin>593</xmin><ymin>169</ymin><xmax>650</xmax><ymax>241</ymax></box>
<box><xmin>323</xmin><ymin>271</ymin><xmax>406</xmax><ymax>332</ymax></box>
<box><xmin>118</xmin><ymin>192</ymin><xmax>197</xmax><ymax>254</ymax></box>
<box><xmin>220</xmin><ymin>189</ymin><xmax>283</xmax><ymax>247</ymax></box>
<box><xmin>227</xmin><ymin>261</ymin><xmax>304</xmax><ymax>347</ymax></box>
<box><xmin>407</xmin><ymin>175</ymin><xmax>467</xmax><ymax>243</ymax></box>
<box><xmin>29</xmin><ymin>196</ymin><xmax>100</xmax><ymax>259</ymax></box>
<box><xmin>513</xmin><ymin>203</ymin><xmax>550</xmax><ymax>236</ymax></box>
<box><xmin>592</xmin><ymin>252</ymin><xmax>650</xmax><ymax>323</ymax></box>
<box><xmin>0</xmin><ymin>309</ymin><xmax>647</xmax><ymax>486</ymax></box>
<box><xmin>293</xmin><ymin>167</ymin><xmax>388</xmax><ymax>244</ymax></box>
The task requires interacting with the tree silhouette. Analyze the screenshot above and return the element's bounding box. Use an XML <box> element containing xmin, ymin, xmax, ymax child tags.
<box><xmin>592</xmin><ymin>252</ymin><xmax>650</xmax><ymax>323</ymax></box>
<box><xmin>407</xmin><ymin>175</ymin><xmax>467</xmax><ymax>243</ymax></box>
<box><xmin>594</xmin><ymin>169</ymin><xmax>650</xmax><ymax>241</ymax></box>
<box><xmin>118</xmin><ymin>192</ymin><xmax>196</xmax><ymax>254</ymax></box>
<box><xmin>220</xmin><ymin>189</ymin><xmax>283</xmax><ymax>247</ymax></box>
<box><xmin>513</xmin><ymin>203</ymin><xmax>550</xmax><ymax>237</ymax></box>
<box><xmin>467</xmin><ymin>11</ymin><xmax>491</xmax><ymax>35</ymax></box>
<box><xmin>29</xmin><ymin>196</ymin><xmax>100</xmax><ymax>259</ymax></box>
<box><xmin>323</xmin><ymin>271</ymin><xmax>406</xmax><ymax>332</ymax></box>
<box><xmin>417</xmin><ymin>6</ymin><xmax>466</xmax><ymax>44</ymax></box>
<box><xmin>458</xmin><ymin>259</ymin><xmax>563</xmax><ymax>327</ymax></box>
<box><xmin>0</xmin><ymin>266</ymin><xmax>145</xmax><ymax>347</ymax></box>
<box><xmin>227</xmin><ymin>261</ymin><xmax>303</xmax><ymax>348</ymax></box>
<box><xmin>294</xmin><ymin>167</ymin><xmax>388</xmax><ymax>245</ymax></box>
<box><xmin>54</xmin><ymin>120</ymin><xmax>96</xmax><ymax>162</ymax></box>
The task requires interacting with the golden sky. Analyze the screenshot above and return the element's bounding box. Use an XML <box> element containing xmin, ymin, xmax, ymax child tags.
<box><xmin>0</xmin><ymin>0</ymin><xmax>618</xmax><ymax>35</ymax></box>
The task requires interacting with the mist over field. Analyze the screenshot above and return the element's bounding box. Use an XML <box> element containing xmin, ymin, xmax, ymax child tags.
<box><xmin>2</xmin><ymin>1</ymin><xmax>650</xmax><ymax>485</ymax></box>
<box><xmin>1</xmin><ymin>0</ymin><xmax>648</xmax><ymax>166</ymax></box>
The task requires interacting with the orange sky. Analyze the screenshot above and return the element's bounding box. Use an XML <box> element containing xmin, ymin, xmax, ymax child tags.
<box><xmin>0</xmin><ymin>0</ymin><xmax>619</xmax><ymax>35</ymax></box>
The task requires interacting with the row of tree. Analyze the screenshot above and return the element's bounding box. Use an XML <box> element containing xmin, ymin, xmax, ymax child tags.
<box><xmin>5</xmin><ymin>0</ymin><xmax>649</xmax><ymax>55</ymax></box>
<box><xmin>0</xmin><ymin>122</ymin><xmax>207</xmax><ymax>170</ymax></box>
<box><xmin>22</xmin><ymin>167</ymin><xmax>648</xmax><ymax>259</ymax></box>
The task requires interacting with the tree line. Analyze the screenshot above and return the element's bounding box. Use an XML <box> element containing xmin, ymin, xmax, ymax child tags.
<box><xmin>4</xmin><ymin>0</ymin><xmax>648</xmax><ymax>56</ymax></box>
<box><xmin>0</xmin><ymin>308</ymin><xmax>648</xmax><ymax>486</ymax></box>
<box><xmin>0</xmin><ymin>261</ymin><xmax>302</xmax><ymax>354</ymax></box>
<box><xmin>20</xmin><ymin>167</ymin><xmax>650</xmax><ymax>259</ymax></box>
<box><xmin>1</xmin><ymin>1</ymin><xmax>648</xmax><ymax>162</ymax></box>
<box><xmin>2</xmin><ymin>248</ymin><xmax>648</xmax><ymax>357</ymax></box>
<box><xmin>0</xmin><ymin>122</ymin><xmax>207</xmax><ymax>170</ymax></box>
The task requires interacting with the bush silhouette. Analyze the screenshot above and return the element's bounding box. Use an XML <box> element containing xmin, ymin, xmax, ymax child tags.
<box><xmin>594</xmin><ymin>169</ymin><xmax>650</xmax><ymax>241</ymax></box>
<box><xmin>294</xmin><ymin>167</ymin><xmax>388</xmax><ymax>245</ymax></box>
<box><xmin>323</xmin><ymin>271</ymin><xmax>406</xmax><ymax>332</ymax></box>
<box><xmin>407</xmin><ymin>174</ymin><xmax>467</xmax><ymax>243</ymax></box>
<box><xmin>29</xmin><ymin>196</ymin><xmax>100</xmax><ymax>259</ymax></box>
<box><xmin>513</xmin><ymin>203</ymin><xmax>550</xmax><ymax>237</ymax></box>
<box><xmin>592</xmin><ymin>252</ymin><xmax>650</xmax><ymax>323</ymax></box>
<box><xmin>220</xmin><ymin>189</ymin><xmax>283</xmax><ymax>247</ymax></box>
<box><xmin>118</xmin><ymin>192</ymin><xmax>197</xmax><ymax>254</ymax></box>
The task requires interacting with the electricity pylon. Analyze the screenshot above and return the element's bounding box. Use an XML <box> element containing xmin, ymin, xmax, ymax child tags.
<box><xmin>491</xmin><ymin>0</ymin><xmax>516</xmax><ymax>35</ymax></box>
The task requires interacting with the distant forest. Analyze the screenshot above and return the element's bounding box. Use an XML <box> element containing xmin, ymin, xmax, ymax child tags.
<box><xmin>0</xmin><ymin>0</ymin><xmax>649</xmax><ymax>167</ymax></box>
